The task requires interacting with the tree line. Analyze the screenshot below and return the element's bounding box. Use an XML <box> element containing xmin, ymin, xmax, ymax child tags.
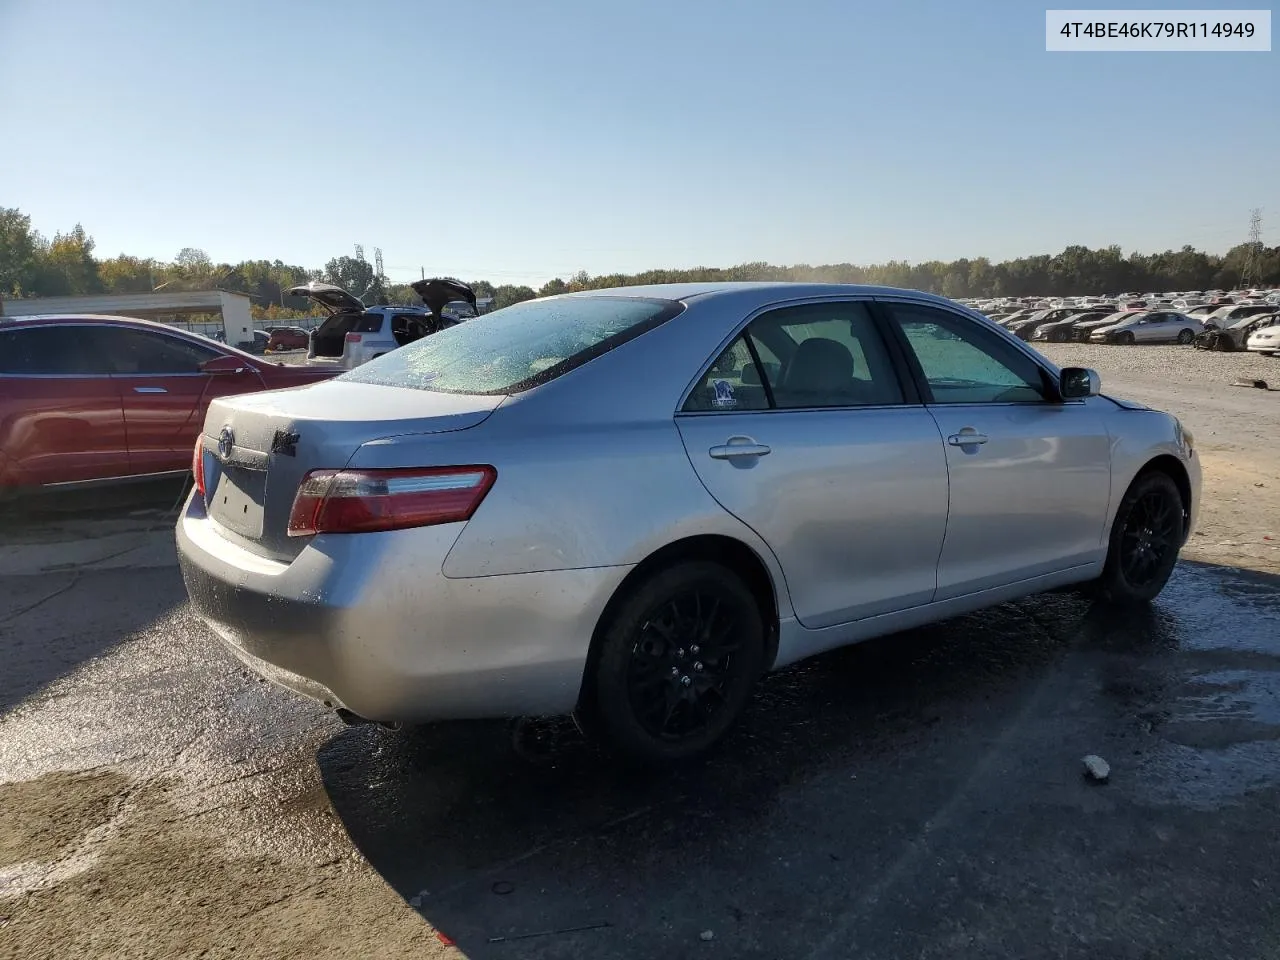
<box><xmin>2</xmin><ymin>205</ymin><xmax>1276</xmax><ymax>322</ymax></box>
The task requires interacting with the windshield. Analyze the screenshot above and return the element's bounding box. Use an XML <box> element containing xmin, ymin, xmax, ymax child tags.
<box><xmin>339</xmin><ymin>295</ymin><xmax>683</xmax><ymax>395</ymax></box>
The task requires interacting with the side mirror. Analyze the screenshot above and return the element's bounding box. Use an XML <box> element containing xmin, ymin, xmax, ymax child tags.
<box><xmin>1059</xmin><ymin>367</ymin><xmax>1101</xmax><ymax>399</ymax></box>
<box><xmin>200</xmin><ymin>355</ymin><xmax>252</xmax><ymax>376</ymax></box>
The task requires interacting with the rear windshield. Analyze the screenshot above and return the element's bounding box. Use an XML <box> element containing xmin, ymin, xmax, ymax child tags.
<box><xmin>339</xmin><ymin>295</ymin><xmax>683</xmax><ymax>395</ymax></box>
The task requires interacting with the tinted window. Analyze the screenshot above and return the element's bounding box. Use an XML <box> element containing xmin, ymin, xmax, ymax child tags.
<box><xmin>106</xmin><ymin>328</ymin><xmax>220</xmax><ymax>374</ymax></box>
<box><xmin>892</xmin><ymin>304</ymin><xmax>1048</xmax><ymax>404</ymax></box>
<box><xmin>749</xmin><ymin>302</ymin><xmax>904</xmax><ymax>408</ymax></box>
<box><xmin>354</xmin><ymin>313</ymin><xmax>387</xmax><ymax>333</ymax></box>
<box><xmin>0</xmin><ymin>326</ymin><xmax>115</xmax><ymax>375</ymax></box>
<box><xmin>341</xmin><ymin>296</ymin><xmax>682</xmax><ymax>394</ymax></box>
<box><xmin>682</xmin><ymin>335</ymin><xmax>770</xmax><ymax>412</ymax></box>
<box><xmin>683</xmin><ymin>302</ymin><xmax>904</xmax><ymax>412</ymax></box>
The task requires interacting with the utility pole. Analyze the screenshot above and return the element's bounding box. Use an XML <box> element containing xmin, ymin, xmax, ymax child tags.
<box><xmin>354</xmin><ymin>243</ymin><xmax>365</xmax><ymax>263</ymax></box>
<box><xmin>421</xmin><ymin>266</ymin><xmax>425</xmax><ymax>280</ymax></box>
<box><xmin>374</xmin><ymin>247</ymin><xmax>384</xmax><ymax>280</ymax></box>
<box><xmin>1240</xmin><ymin>208</ymin><xmax>1263</xmax><ymax>289</ymax></box>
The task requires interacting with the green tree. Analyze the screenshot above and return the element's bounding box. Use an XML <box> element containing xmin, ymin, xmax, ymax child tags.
<box><xmin>0</xmin><ymin>206</ymin><xmax>38</xmax><ymax>297</ymax></box>
<box><xmin>99</xmin><ymin>255</ymin><xmax>157</xmax><ymax>293</ymax></box>
<box><xmin>493</xmin><ymin>284</ymin><xmax>537</xmax><ymax>309</ymax></box>
<box><xmin>323</xmin><ymin>254</ymin><xmax>385</xmax><ymax>304</ymax></box>
<box><xmin>35</xmin><ymin>224</ymin><xmax>102</xmax><ymax>295</ymax></box>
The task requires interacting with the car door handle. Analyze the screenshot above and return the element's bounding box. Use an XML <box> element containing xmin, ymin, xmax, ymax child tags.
<box><xmin>133</xmin><ymin>386</ymin><xmax>168</xmax><ymax>394</ymax></box>
<box><xmin>709</xmin><ymin>437</ymin><xmax>772</xmax><ymax>460</ymax></box>
<box><xmin>947</xmin><ymin>431</ymin><xmax>989</xmax><ymax>446</ymax></box>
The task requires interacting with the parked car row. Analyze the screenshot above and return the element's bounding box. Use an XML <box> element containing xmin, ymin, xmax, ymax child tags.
<box><xmin>969</xmin><ymin>289</ymin><xmax>1280</xmax><ymax>354</ymax></box>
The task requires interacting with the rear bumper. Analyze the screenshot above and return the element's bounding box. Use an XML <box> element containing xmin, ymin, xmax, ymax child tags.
<box><xmin>176</xmin><ymin>491</ymin><xmax>632</xmax><ymax>722</ymax></box>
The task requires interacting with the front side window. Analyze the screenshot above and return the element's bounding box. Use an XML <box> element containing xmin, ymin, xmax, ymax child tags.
<box><xmin>890</xmin><ymin>304</ymin><xmax>1049</xmax><ymax>404</ymax></box>
<box><xmin>342</xmin><ymin>296</ymin><xmax>683</xmax><ymax>395</ymax></box>
<box><xmin>105</xmin><ymin>328</ymin><xmax>220</xmax><ymax>374</ymax></box>
<box><xmin>0</xmin><ymin>326</ymin><xmax>115</xmax><ymax>375</ymax></box>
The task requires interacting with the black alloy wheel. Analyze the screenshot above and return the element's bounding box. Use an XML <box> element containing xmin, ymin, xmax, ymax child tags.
<box><xmin>592</xmin><ymin>561</ymin><xmax>764</xmax><ymax>763</ymax></box>
<box><xmin>1096</xmin><ymin>471</ymin><xmax>1185</xmax><ymax>603</ymax></box>
<box><xmin>1118</xmin><ymin>488</ymin><xmax>1181</xmax><ymax>589</ymax></box>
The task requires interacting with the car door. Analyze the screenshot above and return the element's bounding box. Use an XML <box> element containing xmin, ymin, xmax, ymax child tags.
<box><xmin>0</xmin><ymin>324</ymin><xmax>128</xmax><ymax>486</ymax></box>
<box><xmin>102</xmin><ymin>326</ymin><xmax>265</xmax><ymax>474</ymax></box>
<box><xmin>675</xmin><ymin>300</ymin><xmax>949</xmax><ymax>629</ymax></box>
<box><xmin>1137</xmin><ymin>312</ymin><xmax>1171</xmax><ymax>341</ymax></box>
<box><xmin>882</xmin><ymin>301</ymin><xmax>1112</xmax><ymax>600</ymax></box>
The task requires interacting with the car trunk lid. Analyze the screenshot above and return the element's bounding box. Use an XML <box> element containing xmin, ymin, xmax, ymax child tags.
<box><xmin>199</xmin><ymin>379</ymin><xmax>502</xmax><ymax>561</ymax></box>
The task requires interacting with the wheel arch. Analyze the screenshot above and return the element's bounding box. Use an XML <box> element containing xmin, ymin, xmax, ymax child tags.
<box><xmin>1133</xmin><ymin>454</ymin><xmax>1193</xmax><ymax>538</ymax></box>
<box><xmin>576</xmin><ymin>534</ymin><xmax>781</xmax><ymax>716</ymax></box>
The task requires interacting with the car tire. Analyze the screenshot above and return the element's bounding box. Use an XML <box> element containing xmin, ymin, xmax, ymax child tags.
<box><xmin>1095</xmin><ymin>470</ymin><xmax>1185</xmax><ymax>605</ymax></box>
<box><xmin>591</xmin><ymin>561</ymin><xmax>765</xmax><ymax>764</ymax></box>
<box><xmin>1117</xmin><ymin>331</ymin><xmax>1135</xmax><ymax>345</ymax></box>
<box><xmin>1176</xmin><ymin>329</ymin><xmax>1194</xmax><ymax>345</ymax></box>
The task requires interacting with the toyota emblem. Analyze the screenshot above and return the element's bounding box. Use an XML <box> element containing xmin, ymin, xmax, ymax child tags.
<box><xmin>217</xmin><ymin>427</ymin><xmax>234</xmax><ymax>460</ymax></box>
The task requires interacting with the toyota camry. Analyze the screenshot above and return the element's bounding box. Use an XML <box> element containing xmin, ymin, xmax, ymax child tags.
<box><xmin>177</xmin><ymin>284</ymin><xmax>1200</xmax><ymax>762</ymax></box>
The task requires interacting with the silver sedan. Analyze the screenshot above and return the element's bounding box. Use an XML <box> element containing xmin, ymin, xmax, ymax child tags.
<box><xmin>177</xmin><ymin>284</ymin><xmax>1201</xmax><ymax>762</ymax></box>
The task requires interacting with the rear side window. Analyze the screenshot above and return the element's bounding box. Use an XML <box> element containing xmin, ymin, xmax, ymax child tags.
<box><xmin>0</xmin><ymin>326</ymin><xmax>115</xmax><ymax>375</ymax></box>
<box><xmin>683</xmin><ymin>302</ymin><xmax>904</xmax><ymax>411</ymax></box>
<box><xmin>340</xmin><ymin>296</ymin><xmax>683</xmax><ymax>394</ymax></box>
<box><xmin>353</xmin><ymin>313</ymin><xmax>386</xmax><ymax>333</ymax></box>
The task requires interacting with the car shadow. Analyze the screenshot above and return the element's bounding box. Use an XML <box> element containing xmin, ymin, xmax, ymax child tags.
<box><xmin>315</xmin><ymin>560</ymin><xmax>1280</xmax><ymax>958</ymax></box>
<box><xmin>0</xmin><ymin>478</ymin><xmax>189</xmax><ymax>714</ymax></box>
<box><xmin>314</xmin><ymin>586</ymin><xmax>1095</xmax><ymax>953</ymax></box>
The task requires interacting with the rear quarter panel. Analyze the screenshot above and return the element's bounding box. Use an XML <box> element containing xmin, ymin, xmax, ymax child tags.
<box><xmin>344</xmin><ymin>415</ymin><xmax>795</xmax><ymax>617</ymax></box>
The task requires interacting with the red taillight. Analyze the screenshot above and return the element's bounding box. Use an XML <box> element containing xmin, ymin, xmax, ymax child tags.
<box><xmin>345</xmin><ymin>333</ymin><xmax>362</xmax><ymax>343</ymax></box>
<box><xmin>286</xmin><ymin>466</ymin><xmax>496</xmax><ymax>537</ymax></box>
<box><xmin>192</xmin><ymin>437</ymin><xmax>206</xmax><ymax>500</ymax></box>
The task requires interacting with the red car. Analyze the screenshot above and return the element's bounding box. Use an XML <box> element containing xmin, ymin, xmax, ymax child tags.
<box><xmin>266</xmin><ymin>326</ymin><xmax>311</xmax><ymax>351</ymax></box>
<box><xmin>0</xmin><ymin>314</ymin><xmax>339</xmax><ymax>493</ymax></box>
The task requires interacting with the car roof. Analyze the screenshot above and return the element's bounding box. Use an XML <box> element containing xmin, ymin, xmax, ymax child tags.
<box><xmin>0</xmin><ymin>313</ymin><xmax>262</xmax><ymax>360</ymax></box>
<box><xmin>559</xmin><ymin>281</ymin><xmax>966</xmax><ymax>311</ymax></box>
<box><xmin>0</xmin><ymin>313</ymin><xmax>187</xmax><ymax>329</ymax></box>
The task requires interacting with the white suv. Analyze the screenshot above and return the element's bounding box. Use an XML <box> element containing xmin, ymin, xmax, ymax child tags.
<box><xmin>291</xmin><ymin>278</ymin><xmax>478</xmax><ymax>369</ymax></box>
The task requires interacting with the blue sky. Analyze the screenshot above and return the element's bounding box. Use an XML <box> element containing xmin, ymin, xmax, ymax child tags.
<box><xmin>1</xmin><ymin>0</ymin><xmax>1276</xmax><ymax>287</ymax></box>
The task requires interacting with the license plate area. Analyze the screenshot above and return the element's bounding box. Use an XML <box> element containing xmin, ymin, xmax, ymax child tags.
<box><xmin>209</xmin><ymin>464</ymin><xmax>267</xmax><ymax>539</ymax></box>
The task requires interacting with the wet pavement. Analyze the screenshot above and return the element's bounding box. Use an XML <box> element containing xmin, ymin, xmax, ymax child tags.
<box><xmin>2</xmin><ymin>482</ymin><xmax>1280</xmax><ymax>959</ymax></box>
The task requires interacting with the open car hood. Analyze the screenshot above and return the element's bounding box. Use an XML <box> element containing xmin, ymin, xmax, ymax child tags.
<box><xmin>411</xmin><ymin>277</ymin><xmax>478</xmax><ymax>320</ymax></box>
<box><xmin>287</xmin><ymin>281</ymin><xmax>365</xmax><ymax>315</ymax></box>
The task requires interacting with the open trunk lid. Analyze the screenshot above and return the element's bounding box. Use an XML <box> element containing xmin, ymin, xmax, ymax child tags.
<box><xmin>411</xmin><ymin>277</ymin><xmax>478</xmax><ymax>320</ymax></box>
<box><xmin>289</xmin><ymin>281</ymin><xmax>366</xmax><ymax>315</ymax></box>
<box><xmin>198</xmin><ymin>379</ymin><xmax>502</xmax><ymax>562</ymax></box>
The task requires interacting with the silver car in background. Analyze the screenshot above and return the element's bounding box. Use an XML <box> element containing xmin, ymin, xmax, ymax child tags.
<box><xmin>177</xmin><ymin>284</ymin><xmax>1200</xmax><ymax>762</ymax></box>
<box><xmin>1088</xmin><ymin>309</ymin><xmax>1203</xmax><ymax>345</ymax></box>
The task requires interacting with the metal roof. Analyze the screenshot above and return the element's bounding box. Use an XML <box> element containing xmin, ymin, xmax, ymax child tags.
<box><xmin>0</xmin><ymin>290</ymin><xmax>251</xmax><ymax>317</ymax></box>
